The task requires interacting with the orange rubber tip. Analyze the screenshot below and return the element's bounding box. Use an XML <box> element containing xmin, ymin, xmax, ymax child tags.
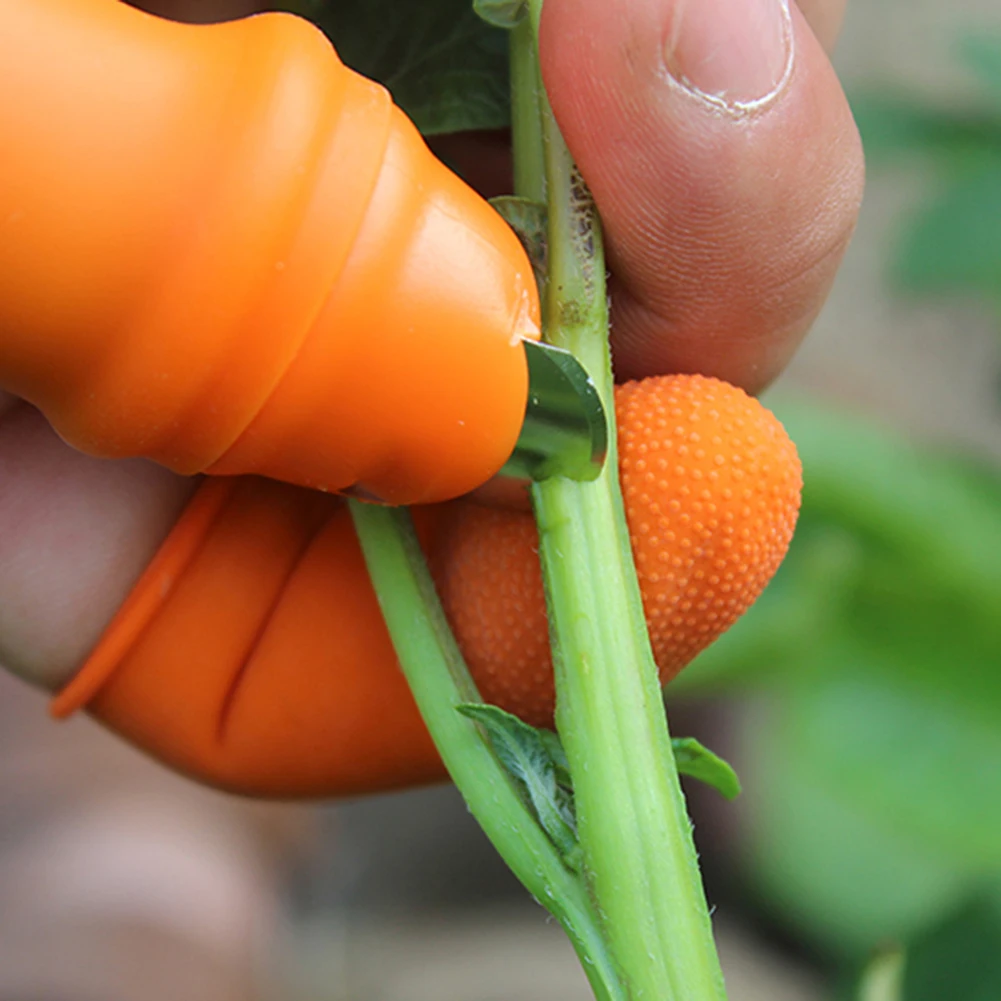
<box><xmin>54</xmin><ymin>477</ymin><xmax>448</xmax><ymax>798</ymax></box>
<box><xmin>0</xmin><ymin>0</ymin><xmax>540</xmax><ymax>505</ymax></box>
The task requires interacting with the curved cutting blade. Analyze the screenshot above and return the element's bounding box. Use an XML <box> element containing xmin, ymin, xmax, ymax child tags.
<box><xmin>498</xmin><ymin>340</ymin><xmax>608</xmax><ymax>484</ymax></box>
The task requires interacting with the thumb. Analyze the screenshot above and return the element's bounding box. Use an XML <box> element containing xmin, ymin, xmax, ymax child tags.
<box><xmin>540</xmin><ymin>0</ymin><xmax>864</xmax><ymax>392</ymax></box>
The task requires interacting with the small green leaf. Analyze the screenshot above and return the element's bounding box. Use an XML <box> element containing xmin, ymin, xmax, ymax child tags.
<box><xmin>473</xmin><ymin>0</ymin><xmax>527</xmax><ymax>30</ymax></box>
<box><xmin>490</xmin><ymin>196</ymin><xmax>548</xmax><ymax>281</ymax></box>
<box><xmin>282</xmin><ymin>0</ymin><xmax>510</xmax><ymax>135</ymax></box>
<box><xmin>538</xmin><ymin>725</ymin><xmax>741</xmax><ymax>801</ymax></box>
<box><xmin>536</xmin><ymin>726</ymin><xmax>573</xmax><ymax>788</ymax></box>
<box><xmin>457</xmin><ymin>703</ymin><xmax>580</xmax><ymax>870</ymax></box>
<box><xmin>671</xmin><ymin>738</ymin><xmax>741</xmax><ymax>800</ymax></box>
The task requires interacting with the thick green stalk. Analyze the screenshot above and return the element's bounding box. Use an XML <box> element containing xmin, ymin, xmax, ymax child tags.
<box><xmin>347</xmin><ymin>501</ymin><xmax>625</xmax><ymax>1001</ymax></box>
<box><xmin>514</xmin><ymin>5</ymin><xmax>728</xmax><ymax>998</ymax></box>
<box><xmin>510</xmin><ymin>17</ymin><xmax>545</xmax><ymax>206</ymax></box>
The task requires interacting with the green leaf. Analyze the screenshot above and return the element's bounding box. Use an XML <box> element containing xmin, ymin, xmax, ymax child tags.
<box><xmin>772</xmin><ymin>398</ymin><xmax>1001</xmax><ymax>633</ymax></box>
<box><xmin>671</xmin><ymin>738</ymin><xmax>741</xmax><ymax>800</ymax></box>
<box><xmin>892</xmin><ymin>161</ymin><xmax>1001</xmax><ymax>300</ymax></box>
<box><xmin>850</xmin><ymin>90</ymin><xmax>1001</xmax><ymax>167</ymax></box>
<box><xmin>283</xmin><ymin>0</ymin><xmax>510</xmax><ymax>135</ymax></box>
<box><xmin>536</xmin><ymin>725</ymin><xmax>573</xmax><ymax>787</ymax></box>
<box><xmin>456</xmin><ymin>703</ymin><xmax>580</xmax><ymax>870</ymax></box>
<box><xmin>901</xmin><ymin>897</ymin><xmax>1001</xmax><ymax>1001</ymax></box>
<box><xmin>848</xmin><ymin>90</ymin><xmax>1001</xmax><ymax>164</ymax></box>
<box><xmin>543</xmin><ymin>723</ymin><xmax>739</xmax><ymax>800</ymax></box>
<box><xmin>463</xmin><ymin>699</ymin><xmax>739</xmax><ymax>811</ymax></box>
<box><xmin>744</xmin><ymin>667</ymin><xmax>1001</xmax><ymax>957</ymax></box>
<box><xmin>473</xmin><ymin>0</ymin><xmax>527</xmax><ymax>30</ymax></box>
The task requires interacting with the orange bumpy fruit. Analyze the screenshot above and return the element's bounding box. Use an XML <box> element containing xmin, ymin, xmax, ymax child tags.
<box><xmin>430</xmin><ymin>374</ymin><xmax>802</xmax><ymax>728</ymax></box>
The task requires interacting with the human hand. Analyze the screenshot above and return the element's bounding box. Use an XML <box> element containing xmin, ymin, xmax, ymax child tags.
<box><xmin>0</xmin><ymin>0</ymin><xmax>861</xmax><ymax>792</ymax></box>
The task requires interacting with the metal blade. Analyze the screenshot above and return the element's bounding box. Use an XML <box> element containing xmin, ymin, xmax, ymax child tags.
<box><xmin>498</xmin><ymin>340</ymin><xmax>608</xmax><ymax>484</ymax></box>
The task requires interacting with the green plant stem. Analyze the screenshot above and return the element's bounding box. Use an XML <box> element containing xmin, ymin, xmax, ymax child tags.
<box><xmin>347</xmin><ymin>501</ymin><xmax>625</xmax><ymax>1001</ymax></box>
<box><xmin>513</xmin><ymin>4</ymin><xmax>728</xmax><ymax>998</ymax></box>
<box><xmin>510</xmin><ymin>16</ymin><xmax>546</xmax><ymax>207</ymax></box>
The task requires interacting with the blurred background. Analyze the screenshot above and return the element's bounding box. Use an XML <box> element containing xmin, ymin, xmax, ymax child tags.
<box><xmin>2</xmin><ymin>1</ymin><xmax>1001</xmax><ymax>999</ymax></box>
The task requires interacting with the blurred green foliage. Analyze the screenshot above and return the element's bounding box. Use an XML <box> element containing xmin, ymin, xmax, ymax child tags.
<box><xmin>674</xmin><ymin>400</ymin><xmax>1001</xmax><ymax>960</ymax></box>
<box><xmin>667</xmin><ymin>36</ymin><xmax>1001</xmax><ymax>980</ymax></box>
<box><xmin>851</xmin><ymin>35</ymin><xmax>1001</xmax><ymax>318</ymax></box>
<box><xmin>900</xmin><ymin>898</ymin><xmax>1001</xmax><ymax>1001</ymax></box>
<box><xmin>842</xmin><ymin>899</ymin><xmax>1001</xmax><ymax>1001</ymax></box>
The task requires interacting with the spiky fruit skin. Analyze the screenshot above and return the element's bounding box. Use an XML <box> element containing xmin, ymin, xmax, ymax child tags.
<box><xmin>430</xmin><ymin>374</ymin><xmax>803</xmax><ymax>729</ymax></box>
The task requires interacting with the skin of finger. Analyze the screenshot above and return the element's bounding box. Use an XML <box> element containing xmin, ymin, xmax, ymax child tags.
<box><xmin>0</xmin><ymin>405</ymin><xmax>195</xmax><ymax>691</ymax></box>
<box><xmin>539</xmin><ymin>0</ymin><xmax>864</xmax><ymax>393</ymax></box>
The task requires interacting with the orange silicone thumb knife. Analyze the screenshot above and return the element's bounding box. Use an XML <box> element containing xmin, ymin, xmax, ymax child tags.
<box><xmin>0</xmin><ymin>0</ymin><xmax>541</xmax><ymax>505</ymax></box>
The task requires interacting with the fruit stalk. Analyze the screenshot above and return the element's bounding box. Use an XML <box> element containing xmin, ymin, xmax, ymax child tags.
<box><xmin>514</xmin><ymin>4</ymin><xmax>728</xmax><ymax>998</ymax></box>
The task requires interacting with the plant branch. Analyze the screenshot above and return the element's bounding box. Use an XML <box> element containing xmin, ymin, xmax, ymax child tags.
<box><xmin>348</xmin><ymin>501</ymin><xmax>625</xmax><ymax>1001</ymax></box>
<box><xmin>513</xmin><ymin>4</ymin><xmax>729</xmax><ymax>997</ymax></box>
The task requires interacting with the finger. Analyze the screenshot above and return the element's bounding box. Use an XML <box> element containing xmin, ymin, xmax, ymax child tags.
<box><xmin>540</xmin><ymin>0</ymin><xmax>864</xmax><ymax>393</ymax></box>
<box><xmin>0</xmin><ymin>404</ymin><xmax>194</xmax><ymax>690</ymax></box>
<box><xmin>795</xmin><ymin>0</ymin><xmax>848</xmax><ymax>52</ymax></box>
